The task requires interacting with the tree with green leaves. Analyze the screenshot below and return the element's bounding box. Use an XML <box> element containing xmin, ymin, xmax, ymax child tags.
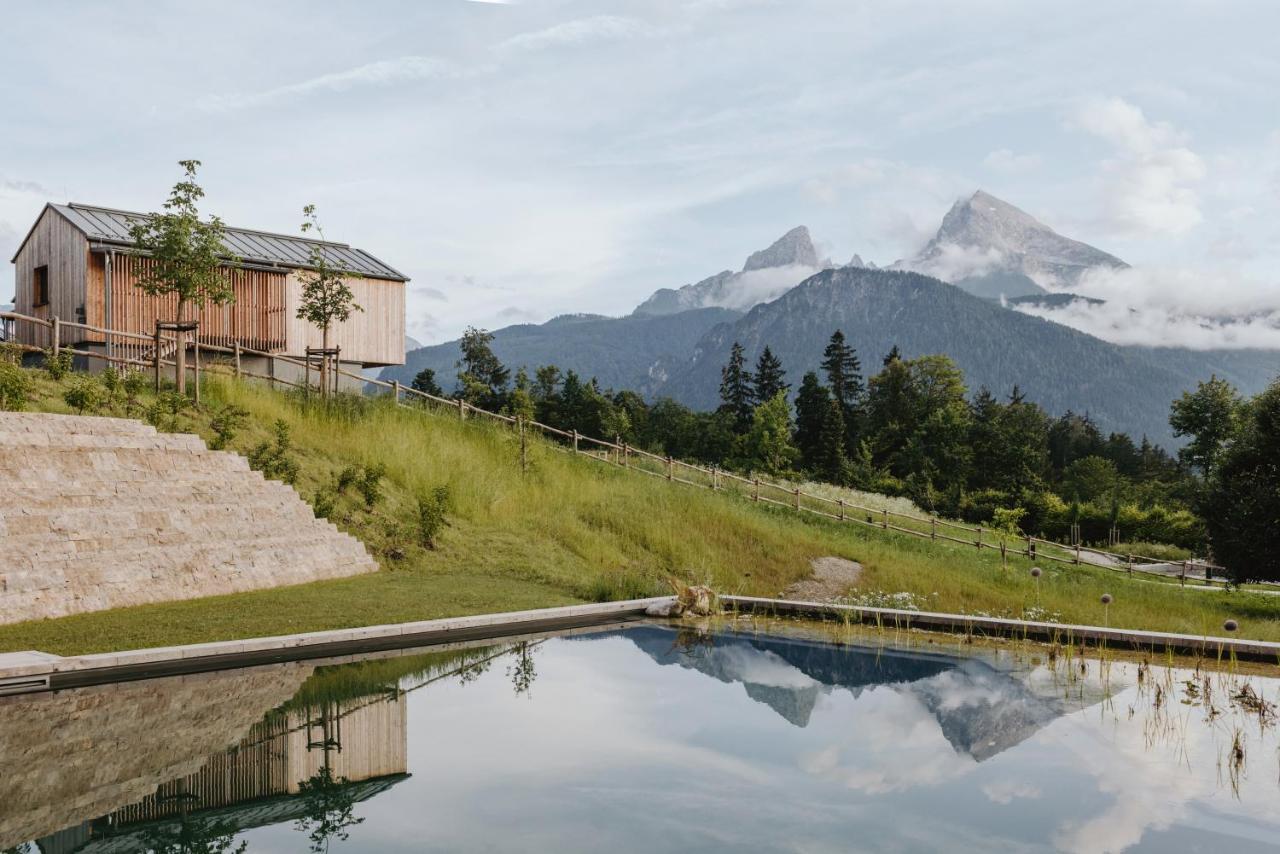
<box><xmin>1202</xmin><ymin>380</ymin><xmax>1280</xmax><ymax>582</ymax></box>
<box><xmin>1170</xmin><ymin>375</ymin><xmax>1243</xmax><ymax>477</ymax></box>
<box><xmin>742</xmin><ymin>391</ymin><xmax>799</xmax><ymax>476</ymax></box>
<box><xmin>792</xmin><ymin>371</ymin><xmax>830</xmax><ymax>472</ymax></box>
<box><xmin>456</xmin><ymin>326</ymin><xmax>510</xmax><ymax>409</ymax></box>
<box><xmin>296</xmin><ymin>204</ymin><xmax>362</xmax><ymax>395</ymax></box>
<box><xmin>411</xmin><ymin>367</ymin><xmax>443</xmax><ymax>397</ymax></box>
<box><xmin>718</xmin><ymin>341</ymin><xmax>755</xmax><ymax>433</ymax></box>
<box><xmin>753</xmin><ymin>346</ymin><xmax>788</xmax><ymax>404</ymax></box>
<box><xmin>128</xmin><ymin>159</ymin><xmax>236</xmax><ymax>395</ymax></box>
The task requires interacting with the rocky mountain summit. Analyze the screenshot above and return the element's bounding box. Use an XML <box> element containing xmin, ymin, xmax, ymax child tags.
<box><xmin>897</xmin><ymin>190</ymin><xmax>1127</xmax><ymax>297</ymax></box>
<box><xmin>633</xmin><ymin>225</ymin><xmax>828</xmax><ymax>316</ymax></box>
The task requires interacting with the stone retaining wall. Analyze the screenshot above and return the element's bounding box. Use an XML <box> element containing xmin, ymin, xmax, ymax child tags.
<box><xmin>0</xmin><ymin>412</ymin><xmax>379</xmax><ymax>624</ymax></box>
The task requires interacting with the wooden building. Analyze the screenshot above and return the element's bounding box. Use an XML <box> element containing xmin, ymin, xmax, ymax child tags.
<box><xmin>8</xmin><ymin>202</ymin><xmax>408</xmax><ymax>367</ymax></box>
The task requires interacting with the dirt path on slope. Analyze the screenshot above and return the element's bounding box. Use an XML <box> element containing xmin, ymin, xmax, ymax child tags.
<box><xmin>782</xmin><ymin>556</ymin><xmax>863</xmax><ymax>602</ymax></box>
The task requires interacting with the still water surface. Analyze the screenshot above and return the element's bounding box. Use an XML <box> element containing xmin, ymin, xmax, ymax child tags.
<box><xmin>2</xmin><ymin>620</ymin><xmax>1279</xmax><ymax>852</ymax></box>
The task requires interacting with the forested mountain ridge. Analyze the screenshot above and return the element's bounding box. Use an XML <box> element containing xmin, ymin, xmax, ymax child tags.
<box><xmin>663</xmin><ymin>268</ymin><xmax>1277</xmax><ymax>447</ymax></box>
<box><xmin>381</xmin><ymin>307</ymin><xmax>741</xmax><ymax>395</ymax></box>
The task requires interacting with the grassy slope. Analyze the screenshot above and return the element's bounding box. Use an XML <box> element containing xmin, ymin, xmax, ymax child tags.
<box><xmin>3</xmin><ymin>369</ymin><xmax>1279</xmax><ymax>655</ymax></box>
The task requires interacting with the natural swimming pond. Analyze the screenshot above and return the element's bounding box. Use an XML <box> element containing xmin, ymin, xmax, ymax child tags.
<box><xmin>2</xmin><ymin>619</ymin><xmax>1279</xmax><ymax>852</ymax></box>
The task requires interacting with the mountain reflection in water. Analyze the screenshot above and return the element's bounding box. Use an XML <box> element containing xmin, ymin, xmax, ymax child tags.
<box><xmin>3</xmin><ymin>622</ymin><xmax>1279</xmax><ymax>853</ymax></box>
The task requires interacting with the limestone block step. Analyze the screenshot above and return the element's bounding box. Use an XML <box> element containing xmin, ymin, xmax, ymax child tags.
<box><xmin>1</xmin><ymin>415</ymin><xmax>379</xmax><ymax>624</ymax></box>
<box><xmin>0</xmin><ymin>412</ymin><xmax>159</xmax><ymax>437</ymax></box>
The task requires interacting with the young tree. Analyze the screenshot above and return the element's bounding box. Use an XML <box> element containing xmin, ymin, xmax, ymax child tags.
<box><xmin>753</xmin><ymin>346</ymin><xmax>788</xmax><ymax>404</ymax></box>
<box><xmin>792</xmin><ymin>371</ymin><xmax>831</xmax><ymax>472</ymax></box>
<box><xmin>128</xmin><ymin>160</ymin><xmax>236</xmax><ymax>394</ymax></box>
<box><xmin>742</xmin><ymin>391</ymin><xmax>799</xmax><ymax>476</ymax></box>
<box><xmin>1170</xmin><ymin>375</ymin><xmax>1243</xmax><ymax>477</ymax></box>
<box><xmin>296</xmin><ymin>204</ymin><xmax>363</xmax><ymax>394</ymax></box>
<box><xmin>456</xmin><ymin>327</ymin><xmax>510</xmax><ymax>409</ymax></box>
<box><xmin>718</xmin><ymin>341</ymin><xmax>755</xmax><ymax>433</ymax></box>
<box><xmin>411</xmin><ymin>367</ymin><xmax>443</xmax><ymax>397</ymax></box>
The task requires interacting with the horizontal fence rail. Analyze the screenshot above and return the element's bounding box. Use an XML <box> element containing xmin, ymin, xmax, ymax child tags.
<box><xmin>0</xmin><ymin>309</ymin><xmax>1233</xmax><ymax>586</ymax></box>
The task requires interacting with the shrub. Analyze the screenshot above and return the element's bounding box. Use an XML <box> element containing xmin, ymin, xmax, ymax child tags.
<box><xmin>145</xmin><ymin>391</ymin><xmax>188</xmax><ymax>431</ymax></box>
<box><xmin>991</xmin><ymin>506</ymin><xmax>1027</xmax><ymax>535</ymax></box>
<box><xmin>0</xmin><ymin>342</ymin><xmax>26</xmax><ymax>365</ymax></box>
<box><xmin>43</xmin><ymin>348</ymin><xmax>73</xmax><ymax>380</ymax></box>
<box><xmin>416</xmin><ymin>486</ymin><xmax>452</xmax><ymax>549</ymax></box>
<box><xmin>247</xmin><ymin>419</ymin><xmax>299</xmax><ymax>484</ymax></box>
<box><xmin>208</xmin><ymin>404</ymin><xmax>248</xmax><ymax>450</ymax></box>
<box><xmin>63</xmin><ymin>376</ymin><xmax>105</xmax><ymax>414</ymax></box>
<box><xmin>312</xmin><ymin>489</ymin><xmax>336</xmax><ymax>520</ymax></box>
<box><xmin>100</xmin><ymin>366</ymin><xmax>121</xmax><ymax>401</ymax></box>
<box><xmin>335</xmin><ymin>465</ymin><xmax>361</xmax><ymax>494</ymax></box>
<box><xmin>122</xmin><ymin>370</ymin><xmax>148</xmax><ymax>413</ymax></box>
<box><xmin>0</xmin><ymin>362</ymin><xmax>32</xmax><ymax>411</ymax></box>
<box><xmin>358</xmin><ymin>463</ymin><xmax>387</xmax><ymax>508</ymax></box>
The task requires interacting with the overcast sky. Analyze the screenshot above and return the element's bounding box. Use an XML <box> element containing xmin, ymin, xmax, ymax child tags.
<box><xmin>2</xmin><ymin>0</ymin><xmax>1278</xmax><ymax>346</ymax></box>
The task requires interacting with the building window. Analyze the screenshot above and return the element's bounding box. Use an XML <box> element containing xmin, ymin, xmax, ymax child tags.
<box><xmin>33</xmin><ymin>265</ymin><xmax>49</xmax><ymax>307</ymax></box>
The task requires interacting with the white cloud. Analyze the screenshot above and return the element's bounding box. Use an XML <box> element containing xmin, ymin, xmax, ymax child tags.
<box><xmin>497</xmin><ymin>16</ymin><xmax>659</xmax><ymax>54</ymax></box>
<box><xmin>982</xmin><ymin>148</ymin><xmax>1042</xmax><ymax>174</ymax></box>
<box><xmin>200</xmin><ymin>56</ymin><xmax>473</xmax><ymax>111</ymax></box>
<box><xmin>1012</xmin><ymin>263</ymin><xmax>1280</xmax><ymax>349</ymax></box>
<box><xmin>1073</xmin><ymin>97</ymin><xmax>1205</xmax><ymax>236</ymax></box>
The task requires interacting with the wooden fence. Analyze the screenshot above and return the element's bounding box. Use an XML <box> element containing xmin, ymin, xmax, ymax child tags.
<box><xmin>0</xmin><ymin>310</ymin><xmax>1232</xmax><ymax>586</ymax></box>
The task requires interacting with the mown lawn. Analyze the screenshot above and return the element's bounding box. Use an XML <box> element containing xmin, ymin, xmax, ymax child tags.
<box><xmin>3</xmin><ymin>369</ymin><xmax>1278</xmax><ymax>655</ymax></box>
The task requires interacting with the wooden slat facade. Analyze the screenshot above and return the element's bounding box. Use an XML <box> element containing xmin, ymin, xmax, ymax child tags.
<box><xmin>284</xmin><ymin>271</ymin><xmax>405</xmax><ymax>366</ymax></box>
<box><xmin>10</xmin><ymin>205</ymin><xmax>406</xmax><ymax>366</ymax></box>
<box><xmin>10</xmin><ymin>207</ymin><xmax>89</xmax><ymax>347</ymax></box>
<box><xmin>86</xmin><ymin>253</ymin><xmax>289</xmax><ymax>352</ymax></box>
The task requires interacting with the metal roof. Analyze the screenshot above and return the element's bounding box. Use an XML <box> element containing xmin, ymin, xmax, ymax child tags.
<box><xmin>49</xmin><ymin>202</ymin><xmax>408</xmax><ymax>282</ymax></box>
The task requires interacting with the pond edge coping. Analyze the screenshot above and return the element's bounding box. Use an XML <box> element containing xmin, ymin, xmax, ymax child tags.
<box><xmin>721</xmin><ymin>595</ymin><xmax>1280</xmax><ymax>664</ymax></box>
<box><xmin>4</xmin><ymin>594</ymin><xmax>1278</xmax><ymax>694</ymax></box>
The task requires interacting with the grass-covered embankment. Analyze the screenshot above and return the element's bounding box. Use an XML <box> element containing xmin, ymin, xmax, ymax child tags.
<box><xmin>2</xmin><ymin>367</ymin><xmax>1279</xmax><ymax>654</ymax></box>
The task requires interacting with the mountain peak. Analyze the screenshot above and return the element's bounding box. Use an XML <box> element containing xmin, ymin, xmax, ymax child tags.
<box><xmin>743</xmin><ymin>225</ymin><xmax>820</xmax><ymax>271</ymax></box>
<box><xmin>901</xmin><ymin>190</ymin><xmax>1127</xmax><ymax>290</ymax></box>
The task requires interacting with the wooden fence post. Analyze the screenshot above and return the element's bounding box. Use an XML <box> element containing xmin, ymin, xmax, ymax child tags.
<box><xmin>838</xmin><ymin>498</ymin><xmax>845</xmax><ymax>521</ymax></box>
<box><xmin>153</xmin><ymin>322</ymin><xmax>162</xmax><ymax>392</ymax></box>
<box><xmin>976</xmin><ymin>526</ymin><xmax>982</xmax><ymax>550</ymax></box>
<box><xmin>794</xmin><ymin>488</ymin><xmax>801</xmax><ymax>511</ymax></box>
<box><xmin>882</xmin><ymin>508</ymin><xmax>889</xmax><ymax>530</ymax></box>
<box><xmin>458</xmin><ymin>398</ymin><xmax>466</xmax><ymax>420</ymax></box>
<box><xmin>753</xmin><ymin>477</ymin><xmax>760</xmax><ymax>502</ymax></box>
<box><xmin>233</xmin><ymin>342</ymin><xmax>241</xmax><ymax>378</ymax></box>
<box><xmin>572</xmin><ymin>429</ymin><xmax>579</xmax><ymax>454</ymax></box>
<box><xmin>666</xmin><ymin>456</ymin><xmax>673</xmax><ymax>481</ymax></box>
<box><xmin>268</xmin><ymin>355</ymin><xmax>276</xmax><ymax>390</ymax></box>
<box><xmin>1127</xmin><ymin>554</ymin><xmax>1133</xmax><ymax>575</ymax></box>
<box><xmin>1000</xmin><ymin>540</ymin><xmax>1007</xmax><ymax>569</ymax></box>
<box><xmin>1028</xmin><ymin>537</ymin><xmax>1036</xmax><ymax>561</ymax></box>
<box><xmin>1075</xmin><ymin>542</ymin><xmax>1081</xmax><ymax>565</ymax></box>
<box><xmin>392</xmin><ymin>380</ymin><xmax>401</xmax><ymax>403</ymax></box>
<box><xmin>51</xmin><ymin>316</ymin><xmax>60</xmax><ymax>356</ymax></box>
<box><xmin>192</xmin><ymin>338</ymin><xmax>200</xmax><ymax>405</ymax></box>
<box><xmin>1181</xmin><ymin>561</ymin><xmax>1188</xmax><ymax>586</ymax></box>
<box><xmin>711</xmin><ymin>466</ymin><xmax>719</xmax><ymax>490</ymax></box>
<box><xmin>519</xmin><ymin>416</ymin><xmax>527</xmax><ymax>474</ymax></box>
<box><xmin>622</xmin><ymin>441</ymin><xmax>630</xmax><ymax>468</ymax></box>
<box><xmin>931</xmin><ymin>517</ymin><xmax>937</xmax><ymax>541</ymax></box>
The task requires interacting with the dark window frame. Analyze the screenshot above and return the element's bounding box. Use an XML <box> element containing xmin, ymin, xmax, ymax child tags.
<box><xmin>33</xmin><ymin>265</ymin><xmax>50</xmax><ymax>307</ymax></box>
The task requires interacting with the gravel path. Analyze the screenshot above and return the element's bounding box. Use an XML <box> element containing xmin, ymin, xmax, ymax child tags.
<box><xmin>783</xmin><ymin>556</ymin><xmax>863</xmax><ymax>602</ymax></box>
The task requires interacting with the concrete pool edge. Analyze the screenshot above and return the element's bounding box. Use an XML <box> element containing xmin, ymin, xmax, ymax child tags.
<box><xmin>722</xmin><ymin>595</ymin><xmax>1280</xmax><ymax>664</ymax></box>
<box><xmin>0</xmin><ymin>597</ymin><xmax>673</xmax><ymax>695</ymax></box>
<box><xmin>3</xmin><ymin>594</ymin><xmax>1277</xmax><ymax>694</ymax></box>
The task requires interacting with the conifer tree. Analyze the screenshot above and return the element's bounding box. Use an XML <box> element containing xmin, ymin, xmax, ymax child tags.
<box><xmin>753</xmin><ymin>346</ymin><xmax>788</xmax><ymax>404</ymax></box>
<box><xmin>718</xmin><ymin>341</ymin><xmax>755</xmax><ymax>433</ymax></box>
<box><xmin>821</xmin><ymin>330</ymin><xmax>864</xmax><ymax>450</ymax></box>
<box><xmin>792</xmin><ymin>371</ymin><xmax>830</xmax><ymax>472</ymax></box>
<box><xmin>814</xmin><ymin>398</ymin><xmax>848</xmax><ymax>484</ymax></box>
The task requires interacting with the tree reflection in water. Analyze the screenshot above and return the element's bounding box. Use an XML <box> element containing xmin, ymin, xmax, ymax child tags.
<box><xmin>138</xmin><ymin>813</ymin><xmax>247</xmax><ymax>854</ymax></box>
<box><xmin>507</xmin><ymin>641</ymin><xmax>539</xmax><ymax>697</ymax></box>
<box><xmin>295</xmin><ymin>765</ymin><xmax>366</xmax><ymax>853</ymax></box>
